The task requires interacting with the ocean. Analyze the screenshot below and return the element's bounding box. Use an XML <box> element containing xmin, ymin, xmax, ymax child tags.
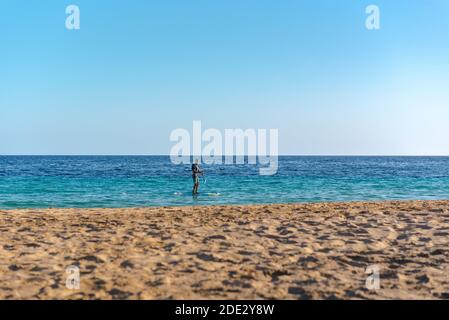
<box><xmin>0</xmin><ymin>156</ymin><xmax>448</xmax><ymax>209</ymax></box>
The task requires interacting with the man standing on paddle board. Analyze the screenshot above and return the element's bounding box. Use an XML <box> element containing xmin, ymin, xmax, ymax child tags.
<box><xmin>192</xmin><ymin>159</ymin><xmax>204</xmax><ymax>195</ymax></box>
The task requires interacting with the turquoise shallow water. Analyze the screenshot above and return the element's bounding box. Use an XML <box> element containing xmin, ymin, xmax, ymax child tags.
<box><xmin>1</xmin><ymin>156</ymin><xmax>448</xmax><ymax>209</ymax></box>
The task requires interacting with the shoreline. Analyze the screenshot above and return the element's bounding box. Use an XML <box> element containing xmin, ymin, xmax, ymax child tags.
<box><xmin>3</xmin><ymin>198</ymin><xmax>449</xmax><ymax>211</ymax></box>
<box><xmin>1</xmin><ymin>200</ymin><xmax>449</xmax><ymax>299</ymax></box>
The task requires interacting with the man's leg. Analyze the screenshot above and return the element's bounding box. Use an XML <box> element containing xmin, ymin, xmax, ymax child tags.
<box><xmin>195</xmin><ymin>175</ymin><xmax>200</xmax><ymax>194</ymax></box>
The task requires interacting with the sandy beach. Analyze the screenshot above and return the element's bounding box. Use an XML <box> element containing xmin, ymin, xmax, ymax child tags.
<box><xmin>1</xmin><ymin>200</ymin><xmax>449</xmax><ymax>300</ymax></box>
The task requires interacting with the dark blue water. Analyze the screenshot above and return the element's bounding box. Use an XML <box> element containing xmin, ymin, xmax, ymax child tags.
<box><xmin>1</xmin><ymin>156</ymin><xmax>448</xmax><ymax>209</ymax></box>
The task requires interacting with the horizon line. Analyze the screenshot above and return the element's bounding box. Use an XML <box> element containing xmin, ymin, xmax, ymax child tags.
<box><xmin>2</xmin><ymin>154</ymin><xmax>449</xmax><ymax>157</ymax></box>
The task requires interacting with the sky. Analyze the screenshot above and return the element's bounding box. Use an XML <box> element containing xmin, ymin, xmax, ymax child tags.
<box><xmin>1</xmin><ymin>0</ymin><xmax>449</xmax><ymax>155</ymax></box>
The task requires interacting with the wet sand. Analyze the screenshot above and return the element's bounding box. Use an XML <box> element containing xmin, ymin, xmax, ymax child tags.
<box><xmin>1</xmin><ymin>200</ymin><xmax>449</xmax><ymax>299</ymax></box>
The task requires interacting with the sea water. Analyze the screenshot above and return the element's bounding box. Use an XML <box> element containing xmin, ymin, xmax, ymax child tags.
<box><xmin>0</xmin><ymin>156</ymin><xmax>448</xmax><ymax>209</ymax></box>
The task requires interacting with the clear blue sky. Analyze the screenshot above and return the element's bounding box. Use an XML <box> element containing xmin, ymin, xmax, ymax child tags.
<box><xmin>1</xmin><ymin>0</ymin><xmax>448</xmax><ymax>155</ymax></box>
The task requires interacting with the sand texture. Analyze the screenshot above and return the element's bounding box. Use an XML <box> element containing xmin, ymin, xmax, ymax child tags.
<box><xmin>1</xmin><ymin>200</ymin><xmax>449</xmax><ymax>299</ymax></box>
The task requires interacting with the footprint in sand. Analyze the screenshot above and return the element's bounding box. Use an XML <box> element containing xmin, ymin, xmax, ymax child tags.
<box><xmin>120</xmin><ymin>260</ymin><xmax>134</xmax><ymax>269</ymax></box>
<box><xmin>203</xmin><ymin>235</ymin><xmax>227</xmax><ymax>243</ymax></box>
<box><xmin>109</xmin><ymin>288</ymin><xmax>132</xmax><ymax>300</ymax></box>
